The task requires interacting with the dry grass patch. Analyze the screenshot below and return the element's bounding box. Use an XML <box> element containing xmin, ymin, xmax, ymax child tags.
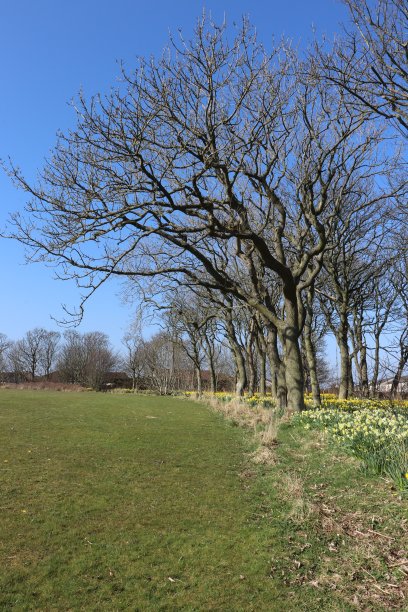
<box><xmin>312</xmin><ymin>501</ymin><xmax>408</xmax><ymax>610</ymax></box>
<box><xmin>205</xmin><ymin>396</ymin><xmax>281</xmax><ymax>465</ymax></box>
<box><xmin>198</xmin><ymin>395</ymin><xmax>286</xmax><ymax>469</ymax></box>
<box><xmin>204</xmin><ymin>396</ymin><xmax>272</xmax><ymax>431</ymax></box>
<box><xmin>280</xmin><ymin>472</ymin><xmax>314</xmax><ymax>523</ymax></box>
<box><xmin>250</xmin><ymin>446</ymin><xmax>277</xmax><ymax>465</ymax></box>
<box><xmin>0</xmin><ymin>382</ymin><xmax>86</xmax><ymax>392</ymax></box>
<box><xmin>258</xmin><ymin>412</ymin><xmax>281</xmax><ymax>448</ymax></box>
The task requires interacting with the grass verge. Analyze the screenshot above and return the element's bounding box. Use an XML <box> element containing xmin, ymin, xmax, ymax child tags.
<box><xmin>208</xmin><ymin>396</ymin><xmax>408</xmax><ymax>610</ymax></box>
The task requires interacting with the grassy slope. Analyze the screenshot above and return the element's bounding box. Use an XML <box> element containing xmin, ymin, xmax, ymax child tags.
<box><xmin>0</xmin><ymin>391</ymin><xmax>406</xmax><ymax>611</ymax></box>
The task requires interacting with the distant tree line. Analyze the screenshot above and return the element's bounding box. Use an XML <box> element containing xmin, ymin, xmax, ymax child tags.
<box><xmin>0</xmin><ymin>329</ymin><xmax>117</xmax><ymax>390</ymax></box>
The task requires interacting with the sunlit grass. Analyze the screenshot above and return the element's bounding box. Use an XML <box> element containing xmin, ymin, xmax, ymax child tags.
<box><xmin>1</xmin><ymin>389</ymin><xmax>407</xmax><ymax>610</ymax></box>
<box><xmin>0</xmin><ymin>389</ymin><xmax>304</xmax><ymax>610</ymax></box>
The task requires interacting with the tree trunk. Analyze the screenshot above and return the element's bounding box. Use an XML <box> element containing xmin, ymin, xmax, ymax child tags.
<box><xmin>209</xmin><ymin>359</ymin><xmax>217</xmax><ymax>394</ymax></box>
<box><xmin>371</xmin><ymin>333</ymin><xmax>381</xmax><ymax>397</ymax></box>
<box><xmin>282</xmin><ymin>298</ymin><xmax>305</xmax><ymax>413</ymax></box>
<box><xmin>225</xmin><ymin>314</ymin><xmax>247</xmax><ymax>398</ymax></box>
<box><xmin>258</xmin><ymin>351</ymin><xmax>266</xmax><ymax>396</ymax></box>
<box><xmin>303</xmin><ymin>288</ymin><xmax>321</xmax><ymax>407</ymax></box>
<box><xmin>245</xmin><ymin>318</ymin><xmax>257</xmax><ymax>398</ymax></box>
<box><xmin>267</xmin><ymin>324</ymin><xmax>287</xmax><ymax>409</ymax></box>
<box><xmin>246</xmin><ymin>347</ymin><xmax>256</xmax><ymax>398</ymax></box>
<box><xmin>234</xmin><ymin>352</ymin><xmax>247</xmax><ymax>397</ymax></box>
<box><xmin>254</xmin><ymin>321</ymin><xmax>267</xmax><ymax>396</ymax></box>
<box><xmin>391</xmin><ymin>341</ymin><xmax>408</xmax><ymax>399</ymax></box>
<box><xmin>338</xmin><ymin>337</ymin><xmax>349</xmax><ymax>399</ymax></box>
<box><xmin>348</xmin><ymin>354</ymin><xmax>355</xmax><ymax>397</ymax></box>
<box><xmin>351</xmin><ymin>310</ymin><xmax>369</xmax><ymax>397</ymax></box>
<box><xmin>337</xmin><ymin>310</ymin><xmax>351</xmax><ymax>399</ymax></box>
<box><xmin>303</xmin><ymin>325</ymin><xmax>321</xmax><ymax>407</ymax></box>
<box><xmin>359</xmin><ymin>345</ymin><xmax>369</xmax><ymax>397</ymax></box>
<box><xmin>204</xmin><ymin>337</ymin><xmax>217</xmax><ymax>394</ymax></box>
<box><xmin>195</xmin><ymin>366</ymin><xmax>202</xmax><ymax>395</ymax></box>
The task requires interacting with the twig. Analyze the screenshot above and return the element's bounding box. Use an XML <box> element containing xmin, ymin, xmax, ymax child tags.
<box><xmin>367</xmin><ymin>528</ymin><xmax>394</xmax><ymax>540</ymax></box>
<box><xmin>388</xmin><ymin>559</ymin><xmax>408</xmax><ymax>567</ymax></box>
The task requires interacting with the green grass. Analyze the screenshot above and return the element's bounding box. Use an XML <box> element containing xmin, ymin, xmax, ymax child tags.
<box><xmin>0</xmin><ymin>390</ymin><xmax>407</xmax><ymax>610</ymax></box>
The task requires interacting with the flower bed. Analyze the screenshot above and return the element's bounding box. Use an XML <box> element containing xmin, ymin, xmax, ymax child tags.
<box><xmin>296</xmin><ymin>403</ymin><xmax>408</xmax><ymax>491</ymax></box>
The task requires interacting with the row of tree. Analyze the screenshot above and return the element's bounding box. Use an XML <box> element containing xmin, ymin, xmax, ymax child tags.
<box><xmin>0</xmin><ymin>326</ymin><xmax>235</xmax><ymax>392</ymax></box>
<box><xmin>137</xmin><ymin>263</ymin><xmax>407</xmax><ymax>404</ymax></box>
<box><xmin>0</xmin><ymin>263</ymin><xmax>406</xmax><ymax>400</ymax></box>
<box><xmin>0</xmin><ymin>329</ymin><xmax>116</xmax><ymax>389</ymax></box>
<box><xmin>5</xmin><ymin>0</ymin><xmax>408</xmax><ymax>410</ymax></box>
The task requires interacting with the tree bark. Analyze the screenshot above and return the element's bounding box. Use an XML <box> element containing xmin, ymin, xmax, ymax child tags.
<box><xmin>351</xmin><ymin>309</ymin><xmax>369</xmax><ymax>397</ymax></box>
<box><xmin>203</xmin><ymin>336</ymin><xmax>217</xmax><ymax>394</ymax></box>
<box><xmin>195</xmin><ymin>366</ymin><xmax>202</xmax><ymax>396</ymax></box>
<box><xmin>303</xmin><ymin>322</ymin><xmax>321</xmax><ymax>407</ymax></box>
<box><xmin>246</xmin><ymin>319</ymin><xmax>257</xmax><ymax>397</ymax></box>
<box><xmin>208</xmin><ymin>359</ymin><xmax>217</xmax><ymax>394</ymax></box>
<box><xmin>371</xmin><ymin>333</ymin><xmax>381</xmax><ymax>396</ymax></box>
<box><xmin>336</xmin><ymin>306</ymin><xmax>351</xmax><ymax>399</ymax></box>
<box><xmin>338</xmin><ymin>334</ymin><xmax>350</xmax><ymax>399</ymax></box>
<box><xmin>225</xmin><ymin>315</ymin><xmax>247</xmax><ymax>398</ymax></box>
<box><xmin>234</xmin><ymin>351</ymin><xmax>247</xmax><ymax>397</ymax></box>
<box><xmin>266</xmin><ymin>324</ymin><xmax>287</xmax><ymax>408</ymax></box>
<box><xmin>258</xmin><ymin>351</ymin><xmax>266</xmax><ymax>396</ymax></box>
<box><xmin>282</xmin><ymin>298</ymin><xmax>305</xmax><ymax>412</ymax></box>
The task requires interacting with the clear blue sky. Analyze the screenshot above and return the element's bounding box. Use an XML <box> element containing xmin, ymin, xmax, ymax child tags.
<box><xmin>0</xmin><ymin>0</ymin><xmax>348</xmax><ymax>350</ymax></box>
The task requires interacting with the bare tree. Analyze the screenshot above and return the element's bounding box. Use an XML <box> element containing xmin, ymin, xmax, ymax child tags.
<box><xmin>83</xmin><ymin>331</ymin><xmax>118</xmax><ymax>390</ymax></box>
<box><xmin>302</xmin><ymin>285</ymin><xmax>323</xmax><ymax>406</ymax></box>
<box><xmin>0</xmin><ymin>333</ymin><xmax>11</xmax><ymax>381</ymax></box>
<box><xmin>320</xmin><ymin>0</ymin><xmax>408</xmax><ymax>137</ymax></box>
<box><xmin>317</xmin><ymin>184</ymin><xmax>393</xmax><ymax>399</ymax></box>
<box><xmin>7</xmin><ymin>341</ymin><xmax>26</xmax><ymax>382</ymax></box>
<box><xmin>39</xmin><ymin>330</ymin><xmax>61</xmax><ymax>379</ymax></box>
<box><xmin>140</xmin><ymin>331</ymin><xmax>187</xmax><ymax>394</ymax></box>
<box><xmin>388</xmin><ymin>254</ymin><xmax>408</xmax><ymax>397</ymax></box>
<box><xmin>58</xmin><ymin>330</ymin><xmax>87</xmax><ymax>384</ymax></box>
<box><xmin>163</xmin><ymin>293</ymin><xmax>209</xmax><ymax>395</ymax></box>
<box><xmin>253</xmin><ymin>315</ymin><xmax>268</xmax><ymax>396</ymax></box>
<box><xmin>58</xmin><ymin>330</ymin><xmax>117</xmax><ymax>389</ymax></box>
<box><xmin>368</xmin><ymin>271</ymin><xmax>399</xmax><ymax>394</ymax></box>
<box><xmin>215</xmin><ymin>297</ymin><xmax>247</xmax><ymax>398</ymax></box>
<box><xmin>201</xmin><ymin>318</ymin><xmax>222</xmax><ymax>394</ymax></box>
<box><xmin>122</xmin><ymin>316</ymin><xmax>144</xmax><ymax>391</ymax></box>
<box><xmin>17</xmin><ymin>328</ymin><xmax>47</xmax><ymax>380</ymax></box>
<box><xmin>6</xmin><ymin>18</ymin><xmax>392</xmax><ymax>411</ymax></box>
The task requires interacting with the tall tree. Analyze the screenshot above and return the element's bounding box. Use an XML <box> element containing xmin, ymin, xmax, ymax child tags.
<box><xmin>389</xmin><ymin>254</ymin><xmax>408</xmax><ymax>397</ymax></box>
<box><xmin>7</xmin><ymin>19</ymin><xmax>390</xmax><ymax>410</ymax></box>
<box><xmin>317</xmin><ymin>186</ymin><xmax>393</xmax><ymax>398</ymax></box>
<box><xmin>122</xmin><ymin>318</ymin><xmax>144</xmax><ymax>391</ymax></box>
<box><xmin>18</xmin><ymin>328</ymin><xmax>47</xmax><ymax>381</ymax></box>
<box><xmin>39</xmin><ymin>330</ymin><xmax>61</xmax><ymax>379</ymax></box>
<box><xmin>140</xmin><ymin>331</ymin><xmax>188</xmax><ymax>395</ymax></box>
<box><xmin>58</xmin><ymin>330</ymin><xmax>117</xmax><ymax>389</ymax></box>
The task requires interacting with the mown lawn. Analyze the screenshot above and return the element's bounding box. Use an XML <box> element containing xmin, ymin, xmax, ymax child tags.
<box><xmin>0</xmin><ymin>390</ymin><xmax>406</xmax><ymax>610</ymax></box>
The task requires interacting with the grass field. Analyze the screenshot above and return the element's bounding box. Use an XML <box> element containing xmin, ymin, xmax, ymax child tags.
<box><xmin>1</xmin><ymin>390</ymin><xmax>407</xmax><ymax>610</ymax></box>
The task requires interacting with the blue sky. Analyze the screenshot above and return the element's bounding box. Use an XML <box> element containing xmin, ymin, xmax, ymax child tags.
<box><xmin>0</xmin><ymin>0</ymin><xmax>348</xmax><ymax>350</ymax></box>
